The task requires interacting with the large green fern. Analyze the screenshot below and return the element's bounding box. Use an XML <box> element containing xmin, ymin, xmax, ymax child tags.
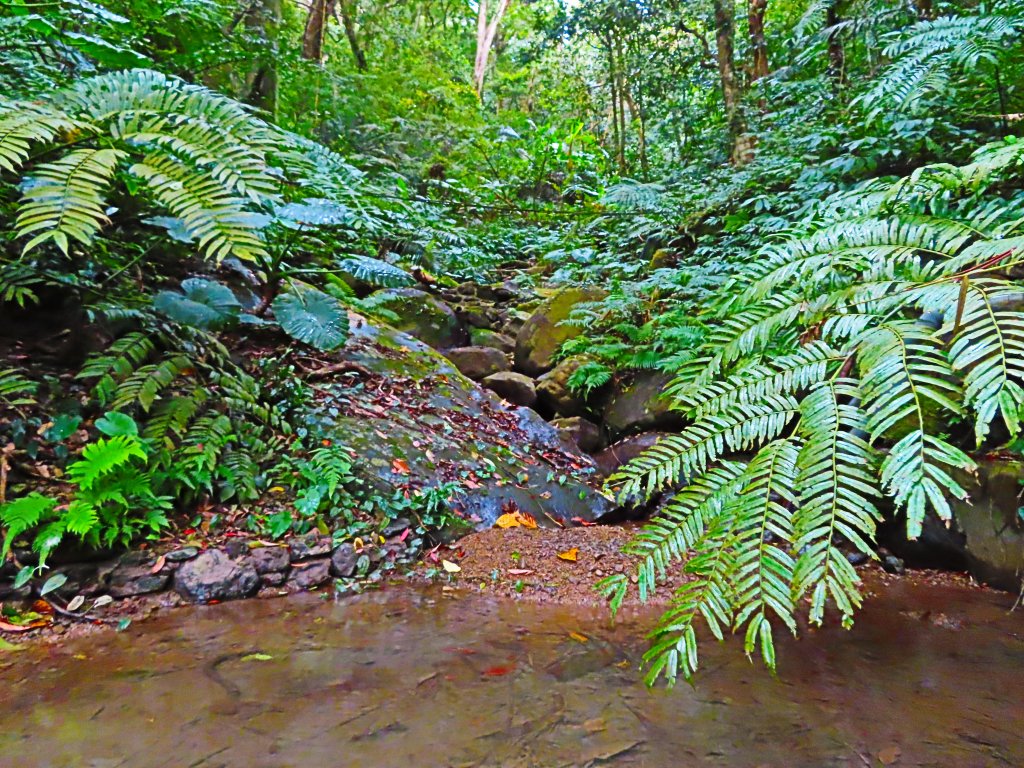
<box><xmin>606</xmin><ymin>138</ymin><xmax>1024</xmax><ymax>684</ymax></box>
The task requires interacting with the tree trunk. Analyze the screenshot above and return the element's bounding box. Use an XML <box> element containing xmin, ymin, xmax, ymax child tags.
<box><xmin>302</xmin><ymin>0</ymin><xmax>336</xmax><ymax>63</ymax></box>
<box><xmin>914</xmin><ymin>0</ymin><xmax>934</xmax><ymax>20</ymax></box>
<box><xmin>713</xmin><ymin>0</ymin><xmax>746</xmax><ymax>163</ymax></box>
<box><xmin>748</xmin><ymin>0</ymin><xmax>769</xmax><ymax>81</ymax></box>
<box><xmin>337</xmin><ymin>0</ymin><xmax>367</xmax><ymax>71</ymax></box>
<box><xmin>826</xmin><ymin>2</ymin><xmax>845</xmax><ymax>88</ymax></box>
<box><xmin>606</xmin><ymin>37</ymin><xmax>622</xmax><ymax>174</ymax></box>
<box><xmin>473</xmin><ymin>0</ymin><xmax>511</xmax><ymax>98</ymax></box>
<box><xmin>245</xmin><ymin>0</ymin><xmax>281</xmax><ymax>120</ymax></box>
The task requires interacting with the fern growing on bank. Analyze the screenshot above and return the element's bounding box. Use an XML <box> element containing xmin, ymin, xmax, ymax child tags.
<box><xmin>602</xmin><ymin>138</ymin><xmax>1024</xmax><ymax>684</ymax></box>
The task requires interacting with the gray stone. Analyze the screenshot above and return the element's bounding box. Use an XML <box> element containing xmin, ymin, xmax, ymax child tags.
<box><xmin>514</xmin><ymin>287</ymin><xmax>606</xmax><ymax>376</ymax></box>
<box><xmin>261</xmin><ymin>571</ymin><xmax>288</xmax><ymax>587</ymax></box>
<box><xmin>470</xmin><ymin>327</ymin><xmax>516</xmax><ymax>354</ymax></box>
<box><xmin>443</xmin><ymin>346</ymin><xmax>509</xmax><ymax>380</ymax></box>
<box><xmin>331</xmin><ymin>544</ymin><xmax>358</xmax><ymax>577</ymax></box>
<box><xmin>224</xmin><ymin>538</ymin><xmax>252</xmax><ymax>559</ymax></box>
<box><xmin>382</xmin><ymin>517</ymin><xmax>411</xmax><ymax>537</ymax></box>
<box><xmin>250</xmin><ymin>546</ymin><xmax>290</xmax><ymax>574</ymax></box>
<box><xmin>107</xmin><ymin>566</ymin><xmax>170</xmax><ymax>598</ymax></box>
<box><xmin>551</xmin><ymin>416</ymin><xmax>603</xmax><ymax>453</ymax></box>
<box><xmin>288</xmin><ymin>533</ymin><xmax>332</xmax><ymax>561</ymax></box>
<box><xmin>165</xmin><ymin>547</ymin><xmax>199</xmax><ymax>563</ymax></box>
<box><xmin>593</xmin><ymin>432</ymin><xmax>672</xmax><ymax>478</ymax></box>
<box><xmin>287</xmin><ymin>559</ymin><xmax>331</xmax><ymax>590</ymax></box>
<box><xmin>536</xmin><ymin>357</ymin><xmax>594</xmax><ymax>417</ymax></box>
<box><xmin>482</xmin><ymin>371</ymin><xmax>537</xmax><ymax>407</ymax></box>
<box><xmin>601</xmin><ymin>370</ymin><xmax>684</xmax><ymax>439</ymax></box>
<box><xmin>372</xmin><ymin>288</ymin><xmax>468</xmax><ymax>350</ymax></box>
<box><xmin>174</xmin><ymin>549</ymin><xmax>259</xmax><ymax>603</ymax></box>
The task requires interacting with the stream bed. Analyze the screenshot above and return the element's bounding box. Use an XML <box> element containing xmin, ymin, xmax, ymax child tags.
<box><xmin>1</xmin><ymin>578</ymin><xmax>1022</xmax><ymax>767</ymax></box>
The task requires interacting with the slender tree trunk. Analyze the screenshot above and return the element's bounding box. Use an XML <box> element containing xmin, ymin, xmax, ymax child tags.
<box><xmin>302</xmin><ymin>0</ymin><xmax>336</xmax><ymax>63</ymax></box>
<box><xmin>914</xmin><ymin>0</ymin><xmax>933</xmax><ymax>20</ymax></box>
<box><xmin>606</xmin><ymin>39</ymin><xmax>621</xmax><ymax>173</ymax></box>
<box><xmin>748</xmin><ymin>0</ymin><xmax>769</xmax><ymax>81</ymax></box>
<box><xmin>622</xmin><ymin>88</ymin><xmax>648</xmax><ymax>178</ymax></box>
<box><xmin>826</xmin><ymin>2</ymin><xmax>846</xmax><ymax>88</ymax></box>
<box><xmin>713</xmin><ymin>0</ymin><xmax>746</xmax><ymax>163</ymax></box>
<box><xmin>337</xmin><ymin>0</ymin><xmax>367</xmax><ymax>70</ymax></box>
<box><xmin>245</xmin><ymin>0</ymin><xmax>281</xmax><ymax>119</ymax></box>
<box><xmin>473</xmin><ymin>0</ymin><xmax>511</xmax><ymax>98</ymax></box>
<box><xmin>614</xmin><ymin>36</ymin><xmax>628</xmax><ymax>173</ymax></box>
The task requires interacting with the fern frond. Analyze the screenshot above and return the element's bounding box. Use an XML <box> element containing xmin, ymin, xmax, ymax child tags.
<box><xmin>0</xmin><ymin>493</ymin><xmax>57</xmax><ymax>559</ymax></box>
<box><xmin>0</xmin><ymin>367</ymin><xmax>37</xmax><ymax>410</ymax></box>
<box><xmin>17</xmin><ymin>148</ymin><xmax>125</xmax><ymax>255</ymax></box>
<box><xmin>65</xmin><ymin>434</ymin><xmax>147</xmax><ymax>491</ymax></box>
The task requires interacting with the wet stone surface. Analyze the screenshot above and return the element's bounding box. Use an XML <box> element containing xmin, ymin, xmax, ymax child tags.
<box><xmin>1</xmin><ymin>581</ymin><xmax>1021</xmax><ymax>767</ymax></box>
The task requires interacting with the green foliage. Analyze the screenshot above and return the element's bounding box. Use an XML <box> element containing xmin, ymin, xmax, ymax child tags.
<box><xmin>272</xmin><ymin>286</ymin><xmax>349</xmax><ymax>351</ymax></box>
<box><xmin>608</xmin><ymin>142</ymin><xmax>1024</xmax><ymax>684</ymax></box>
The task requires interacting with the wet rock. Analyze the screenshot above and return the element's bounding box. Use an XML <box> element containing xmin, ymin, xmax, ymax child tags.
<box><xmin>372</xmin><ymin>288</ymin><xmax>468</xmax><ymax>350</ymax></box>
<box><xmin>593</xmin><ymin>432</ymin><xmax>672</xmax><ymax>478</ymax></box>
<box><xmin>260</xmin><ymin>571</ymin><xmax>287</xmax><ymax>587</ymax></box>
<box><xmin>40</xmin><ymin>562</ymin><xmax>108</xmax><ymax>599</ymax></box>
<box><xmin>551</xmin><ymin>416</ymin><xmax>603</xmax><ymax>453</ymax></box>
<box><xmin>107</xmin><ymin>565</ymin><xmax>171</xmax><ymax>598</ymax></box>
<box><xmin>443</xmin><ymin>346</ymin><xmax>509</xmax><ymax>380</ymax></box>
<box><xmin>331</xmin><ymin>544</ymin><xmax>358</xmax><ymax>577</ymax></box>
<box><xmin>224</xmin><ymin>538</ymin><xmax>252</xmax><ymax>559</ymax></box>
<box><xmin>382</xmin><ymin>517</ymin><xmax>412</xmax><ymax>537</ymax></box>
<box><xmin>514</xmin><ymin>287</ymin><xmax>606</xmax><ymax>376</ymax></box>
<box><xmin>882</xmin><ymin>554</ymin><xmax>905</xmax><ymax>575</ymax></box>
<box><xmin>287</xmin><ymin>559</ymin><xmax>331</xmax><ymax>590</ymax></box>
<box><xmin>288</xmin><ymin>533</ymin><xmax>332</xmax><ymax>561</ymax></box>
<box><xmin>482</xmin><ymin>371</ymin><xmax>537</xmax><ymax>407</ymax></box>
<box><xmin>307</xmin><ymin>319</ymin><xmax>615</xmax><ymax>529</ymax></box>
<box><xmin>456</xmin><ymin>303</ymin><xmax>501</xmax><ymax>330</ymax></box>
<box><xmin>250</xmin><ymin>546</ymin><xmax>290</xmax><ymax>575</ymax></box>
<box><xmin>601</xmin><ymin>370</ymin><xmax>683</xmax><ymax>439</ymax></box>
<box><xmin>536</xmin><ymin>357</ymin><xmax>594</xmax><ymax>417</ymax></box>
<box><xmin>845</xmin><ymin>551</ymin><xmax>870</xmax><ymax>566</ymax></box>
<box><xmin>470</xmin><ymin>327</ymin><xmax>515</xmax><ymax>354</ymax></box>
<box><xmin>165</xmin><ymin>547</ymin><xmax>199</xmax><ymax>563</ymax></box>
<box><xmin>174</xmin><ymin>549</ymin><xmax>259</xmax><ymax>603</ymax></box>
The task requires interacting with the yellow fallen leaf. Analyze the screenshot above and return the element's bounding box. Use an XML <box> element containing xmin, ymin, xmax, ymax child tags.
<box><xmin>442</xmin><ymin>559</ymin><xmax>461</xmax><ymax>573</ymax></box>
<box><xmin>569</xmin><ymin>631</ymin><xmax>589</xmax><ymax>643</ymax></box>
<box><xmin>496</xmin><ymin>513</ymin><xmax>521</xmax><ymax>529</ymax></box>
<box><xmin>557</xmin><ymin>548</ymin><xmax>579</xmax><ymax>562</ymax></box>
<box><xmin>516</xmin><ymin>512</ymin><xmax>538</xmax><ymax>529</ymax></box>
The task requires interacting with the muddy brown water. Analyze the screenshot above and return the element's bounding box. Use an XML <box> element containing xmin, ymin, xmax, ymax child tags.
<box><xmin>1</xmin><ymin>580</ymin><xmax>1022</xmax><ymax>768</ymax></box>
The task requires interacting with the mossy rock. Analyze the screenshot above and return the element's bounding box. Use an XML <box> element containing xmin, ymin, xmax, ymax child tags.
<box><xmin>469</xmin><ymin>327</ymin><xmax>515</xmax><ymax>354</ymax></box>
<box><xmin>371</xmin><ymin>288</ymin><xmax>468</xmax><ymax>350</ymax></box>
<box><xmin>601</xmin><ymin>370</ymin><xmax>684</xmax><ymax>439</ymax></box>
<box><xmin>514</xmin><ymin>286</ymin><xmax>606</xmax><ymax>376</ymax></box>
<box><xmin>536</xmin><ymin>356</ymin><xmax>596</xmax><ymax>418</ymax></box>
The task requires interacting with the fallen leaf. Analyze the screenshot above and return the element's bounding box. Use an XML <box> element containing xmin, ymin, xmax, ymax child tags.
<box><xmin>0</xmin><ymin>620</ymin><xmax>43</xmax><ymax>632</ymax></box>
<box><xmin>150</xmin><ymin>555</ymin><xmax>167</xmax><ymax>574</ymax></box>
<box><xmin>482</xmin><ymin>665</ymin><xmax>514</xmax><ymax>677</ymax></box>
<box><xmin>507</xmin><ymin>569</ymin><xmax>533</xmax><ymax>576</ymax></box>
<box><xmin>557</xmin><ymin>548</ymin><xmax>580</xmax><ymax>562</ymax></box>
<box><xmin>878</xmin><ymin>746</ymin><xmax>902</xmax><ymax>765</ymax></box>
<box><xmin>66</xmin><ymin>595</ymin><xmax>85</xmax><ymax>612</ymax></box>
<box><xmin>569</xmin><ymin>631</ymin><xmax>589</xmax><ymax>643</ymax></box>
<box><xmin>442</xmin><ymin>559</ymin><xmax>461</xmax><ymax>573</ymax></box>
<box><xmin>583</xmin><ymin>718</ymin><xmax>606</xmax><ymax>733</ymax></box>
<box><xmin>92</xmin><ymin>595</ymin><xmax>113</xmax><ymax>609</ymax></box>
<box><xmin>241</xmin><ymin>653</ymin><xmax>273</xmax><ymax>662</ymax></box>
<box><xmin>0</xmin><ymin>637</ymin><xmax>25</xmax><ymax>651</ymax></box>
<box><xmin>392</xmin><ymin>458</ymin><xmax>410</xmax><ymax>475</ymax></box>
<box><xmin>496</xmin><ymin>513</ymin><xmax>522</xmax><ymax>529</ymax></box>
<box><xmin>570</xmin><ymin>516</ymin><xmax>596</xmax><ymax>527</ymax></box>
<box><xmin>516</xmin><ymin>512</ymin><xmax>538</xmax><ymax>529</ymax></box>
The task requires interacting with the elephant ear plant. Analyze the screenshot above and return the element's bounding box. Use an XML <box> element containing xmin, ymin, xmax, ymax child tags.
<box><xmin>601</xmin><ymin>139</ymin><xmax>1024</xmax><ymax>685</ymax></box>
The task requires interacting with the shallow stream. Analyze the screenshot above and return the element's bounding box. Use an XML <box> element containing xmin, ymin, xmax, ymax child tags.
<box><xmin>1</xmin><ymin>579</ymin><xmax>1021</xmax><ymax>767</ymax></box>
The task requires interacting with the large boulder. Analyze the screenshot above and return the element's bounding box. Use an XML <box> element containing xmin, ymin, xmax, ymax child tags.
<box><xmin>880</xmin><ymin>459</ymin><xmax>1024</xmax><ymax>591</ymax></box>
<box><xmin>535</xmin><ymin>357</ymin><xmax>594</xmax><ymax>418</ymax></box>
<box><xmin>482</xmin><ymin>371</ymin><xmax>537</xmax><ymax>407</ymax></box>
<box><xmin>443</xmin><ymin>346</ymin><xmax>509</xmax><ymax>380</ymax></box>
<box><xmin>372</xmin><ymin>288</ymin><xmax>468</xmax><ymax>350</ymax></box>
<box><xmin>514</xmin><ymin>286</ymin><xmax>605</xmax><ymax>376</ymax></box>
<box><xmin>551</xmin><ymin>416</ymin><xmax>603</xmax><ymax>453</ymax></box>
<box><xmin>174</xmin><ymin>549</ymin><xmax>259</xmax><ymax>603</ymax></box>
<box><xmin>593</xmin><ymin>432</ymin><xmax>673</xmax><ymax>479</ymax></box>
<box><xmin>306</xmin><ymin>319</ymin><xmax>615</xmax><ymax>529</ymax></box>
<box><xmin>601</xmin><ymin>370</ymin><xmax>683</xmax><ymax>439</ymax></box>
<box><xmin>470</xmin><ymin>327</ymin><xmax>515</xmax><ymax>354</ymax></box>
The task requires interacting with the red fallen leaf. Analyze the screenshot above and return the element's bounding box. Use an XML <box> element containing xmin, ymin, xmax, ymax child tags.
<box><xmin>482</xmin><ymin>665</ymin><xmax>515</xmax><ymax>677</ymax></box>
<box><xmin>398</xmin><ymin>528</ymin><xmax>411</xmax><ymax>542</ymax></box>
<box><xmin>149</xmin><ymin>554</ymin><xmax>167</xmax><ymax>574</ymax></box>
<box><xmin>392</xmin><ymin>458</ymin><xmax>410</xmax><ymax>475</ymax></box>
<box><xmin>183</xmin><ymin>528</ymin><xmax>196</xmax><ymax>536</ymax></box>
<box><xmin>32</xmin><ymin>600</ymin><xmax>54</xmax><ymax>614</ymax></box>
<box><xmin>571</xmin><ymin>517</ymin><xmax>596</xmax><ymax>527</ymax></box>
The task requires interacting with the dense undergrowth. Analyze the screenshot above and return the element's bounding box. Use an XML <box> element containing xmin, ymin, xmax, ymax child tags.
<box><xmin>2</xmin><ymin>0</ymin><xmax>1023</xmax><ymax>683</ymax></box>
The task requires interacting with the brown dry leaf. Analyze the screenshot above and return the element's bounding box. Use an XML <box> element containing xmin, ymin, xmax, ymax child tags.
<box><xmin>583</xmin><ymin>718</ymin><xmax>606</xmax><ymax>734</ymax></box>
<box><xmin>516</xmin><ymin>512</ymin><xmax>538</xmax><ymax>529</ymax></box>
<box><xmin>392</xmin><ymin>458</ymin><xmax>410</xmax><ymax>475</ymax></box>
<box><xmin>557</xmin><ymin>548</ymin><xmax>579</xmax><ymax>562</ymax></box>
<box><xmin>568</xmin><ymin>631</ymin><xmax>589</xmax><ymax>643</ymax></box>
<box><xmin>507</xmin><ymin>569</ymin><xmax>533</xmax><ymax>576</ymax></box>
<box><xmin>878</xmin><ymin>746</ymin><xmax>901</xmax><ymax>765</ymax></box>
<box><xmin>150</xmin><ymin>555</ymin><xmax>167</xmax><ymax>574</ymax></box>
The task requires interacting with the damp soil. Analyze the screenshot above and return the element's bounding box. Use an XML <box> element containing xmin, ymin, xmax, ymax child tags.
<box><xmin>1</xmin><ymin>577</ymin><xmax>1022</xmax><ymax>768</ymax></box>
